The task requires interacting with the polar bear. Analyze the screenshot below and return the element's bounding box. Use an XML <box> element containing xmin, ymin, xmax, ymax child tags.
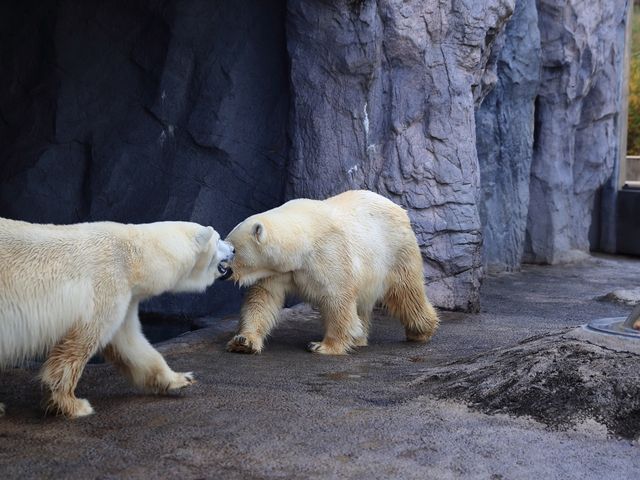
<box><xmin>0</xmin><ymin>218</ymin><xmax>234</xmax><ymax>418</ymax></box>
<box><xmin>225</xmin><ymin>190</ymin><xmax>438</xmax><ymax>355</ymax></box>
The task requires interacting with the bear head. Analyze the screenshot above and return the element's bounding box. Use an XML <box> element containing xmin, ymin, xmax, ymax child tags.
<box><xmin>136</xmin><ymin>222</ymin><xmax>235</xmax><ymax>296</ymax></box>
<box><xmin>224</xmin><ymin>213</ymin><xmax>308</xmax><ymax>287</ymax></box>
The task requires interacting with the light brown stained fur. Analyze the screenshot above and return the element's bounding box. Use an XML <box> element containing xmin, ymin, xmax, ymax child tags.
<box><xmin>102</xmin><ymin>343</ymin><xmax>133</xmax><ymax>384</ymax></box>
<box><xmin>316</xmin><ymin>292</ymin><xmax>360</xmax><ymax>354</ymax></box>
<box><xmin>40</xmin><ymin>323</ymin><xmax>99</xmax><ymax>417</ymax></box>
<box><xmin>383</xmin><ymin>246</ymin><xmax>439</xmax><ymax>342</ymax></box>
<box><xmin>240</xmin><ymin>283</ymin><xmax>285</xmax><ymax>339</ymax></box>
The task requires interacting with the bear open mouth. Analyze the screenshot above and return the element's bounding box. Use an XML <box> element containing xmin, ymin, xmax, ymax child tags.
<box><xmin>218</xmin><ymin>263</ymin><xmax>233</xmax><ymax>281</ymax></box>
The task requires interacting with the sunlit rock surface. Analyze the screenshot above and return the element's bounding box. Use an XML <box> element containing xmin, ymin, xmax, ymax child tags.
<box><xmin>287</xmin><ymin>0</ymin><xmax>516</xmax><ymax>311</ymax></box>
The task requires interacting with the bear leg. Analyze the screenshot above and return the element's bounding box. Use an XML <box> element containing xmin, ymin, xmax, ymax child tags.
<box><xmin>0</xmin><ymin>402</ymin><xmax>4</xmax><ymax>416</ymax></box>
<box><xmin>384</xmin><ymin>260</ymin><xmax>439</xmax><ymax>343</ymax></box>
<box><xmin>227</xmin><ymin>279</ymin><xmax>287</xmax><ymax>354</ymax></box>
<box><xmin>40</xmin><ymin>323</ymin><xmax>101</xmax><ymax>418</ymax></box>
<box><xmin>308</xmin><ymin>300</ymin><xmax>361</xmax><ymax>355</ymax></box>
<box><xmin>104</xmin><ymin>301</ymin><xmax>195</xmax><ymax>393</ymax></box>
<box><xmin>353</xmin><ymin>304</ymin><xmax>372</xmax><ymax>347</ymax></box>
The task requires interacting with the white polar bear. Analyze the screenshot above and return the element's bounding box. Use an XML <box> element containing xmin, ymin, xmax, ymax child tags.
<box><xmin>225</xmin><ymin>190</ymin><xmax>439</xmax><ymax>355</ymax></box>
<box><xmin>0</xmin><ymin>218</ymin><xmax>234</xmax><ymax>418</ymax></box>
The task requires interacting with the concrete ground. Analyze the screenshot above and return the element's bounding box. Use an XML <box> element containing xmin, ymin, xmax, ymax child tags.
<box><xmin>1</xmin><ymin>254</ymin><xmax>640</xmax><ymax>479</ymax></box>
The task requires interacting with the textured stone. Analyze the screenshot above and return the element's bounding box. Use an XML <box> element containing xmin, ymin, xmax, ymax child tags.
<box><xmin>476</xmin><ymin>0</ymin><xmax>541</xmax><ymax>272</ymax></box>
<box><xmin>524</xmin><ymin>0</ymin><xmax>628</xmax><ymax>264</ymax></box>
<box><xmin>0</xmin><ymin>0</ymin><xmax>289</xmax><ymax>316</ymax></box>
<box><xmin>0</xmin><ymin>0</ymin><xmax>631</xmax><ymax>315</ymax></box>
<box><xmin>287</xmin><ymin>0</ymin><xmax>515</xmax><ymax>311</ymax></box>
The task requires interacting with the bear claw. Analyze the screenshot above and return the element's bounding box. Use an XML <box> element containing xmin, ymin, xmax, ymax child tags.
<box><xmin>227</xmin><ymin>334</ymin><xmax>260</xmax><ymax>354</ymax></box>
<box><xmin>177</xmin><ymin>372</ymin><xmax>196</xmax><ymax>388</ymax></box>
<box><xmin>307</xmin><ymin>341</ymin><xmax>348</xmax><ymax>355</ymax></box>
<box><xmin>161</xmin><ymin>371</ymin><xmax>196</xmax><ymax>392</ymax></box>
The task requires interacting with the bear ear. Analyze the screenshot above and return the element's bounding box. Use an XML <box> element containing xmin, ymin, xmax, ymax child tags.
<box><xmin>194</xmin><ymin>226</ymin><xmax>214</xmax><ymax>248</ymax></box>
<box><xmin>252</xmin><ymin>222</ymin><xmax>266</xmax><ymax>243</ymax></box>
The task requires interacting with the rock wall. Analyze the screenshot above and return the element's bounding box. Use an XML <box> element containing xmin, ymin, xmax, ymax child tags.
<box><xmin>287</xmin><ymin>0</ymin><xmax>515</xmax><ymax>311</ymax></box>
<box><xmin>477</xmin><ymin>0</ymin><xmax>628</xmax><ymax>270</ymax></box>
<box><xmin>0</xmin><ymin>0</ymin><xmax>289</xmax><ymax>316</ymax></box>
<box><xmin>476</xmin><ymin>0</ymin><xmax>541</xmax><ymax>272</ymax></box>
<box><xmin>0</xmin><ymin>0</ymin><xmax>630</xmax><ymax>313</ymax></box>
<box><xmin>524</xmin><ymin>0</ymin><xmax>628</xmax><ymax>264</ymax></box>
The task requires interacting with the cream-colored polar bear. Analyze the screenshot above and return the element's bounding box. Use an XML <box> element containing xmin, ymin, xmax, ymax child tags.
<box><xmin>0</xmin><ymin>218</ymin><xmax>234</xmax><ymax>418</ymax></box>
<box><xmin>225</xmin><ymin>190</ymin><xmax>439</xmax><ymax>355</ymax></box>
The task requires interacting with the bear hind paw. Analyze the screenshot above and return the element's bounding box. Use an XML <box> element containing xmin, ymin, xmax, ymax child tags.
<box><xmin>353</xmin><ymin>336</ymin><xmax>368</xmax><ymax>347</ymax></box>
<box><xmin>46</xmin><ymin>396</ymin><xmax>95</xmax><ymax>419</ymax></box>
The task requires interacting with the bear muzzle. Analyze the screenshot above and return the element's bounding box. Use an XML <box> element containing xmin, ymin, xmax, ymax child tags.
<box><xmin>218</xmin><ymin>265</ymin><xmax>233</xmax><ymax>281</ymax></box>
<box><xmin>215</xmin><ymin>240</ymin><xmax>235</xmax><ymax>280</ymax></box>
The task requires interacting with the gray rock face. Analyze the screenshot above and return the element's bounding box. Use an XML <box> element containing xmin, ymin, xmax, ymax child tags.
<box><xmin>524</xmin><ymin>0</ymin><xmax>627</xmax><ymax>264</ymax></box>
<box><xmin>0</xmin><ymin>0</ymin><xmax>630</xmax><ymax>313</ymax></box>
<box><xmin>476</xmin><ymin>0</ymin><xmax>541</xmax><ymax>272</ymax></box>
<box><xmin>477</xmin><ymin>0</ymin><xmax>628</xmax><ymax>271</ymax></box>
<box><xmin>287</xmin><ymin>0</ymin><xmax>515</xmax><ymax>311</ymax></box>
<box><xmin>0</xmin><ymin>0</ymin><xmax>289</xmax><ymax>316</ymax></box>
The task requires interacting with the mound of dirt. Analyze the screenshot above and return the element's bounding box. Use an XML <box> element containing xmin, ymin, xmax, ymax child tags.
<box><xmin>597</xmin><ymin>287</ymin><xmax>640</xmax><ymax>306</ymax></box>
<box><xmin>414</xmin><ymin>330</ymin><xmax>640</xmax><ymax>439</ymax></box>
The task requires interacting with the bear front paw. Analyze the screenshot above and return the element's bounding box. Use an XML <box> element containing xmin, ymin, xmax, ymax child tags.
<box><xmin>227</xmin><ymin>334</ymin><xmax>262</xmax><ymax>354</ymax></box>
<box><xmin>0</xmin><ymin>402</ymin><xmax>5</xmax><ymax>417</ymax></box>
<box><xmin>146</xmin><ymin>370</ymin><xmax>196</xmax><ymax>393</ymax></box>
<box><xmin>166</xmin><ymin>372</ymin><xmax>196</xmax><ymax>391</ymax></box>
<box><xmin>307</xmin><ymin>341</ymin><xmax>349</xmax><ymax>355</ymax></box>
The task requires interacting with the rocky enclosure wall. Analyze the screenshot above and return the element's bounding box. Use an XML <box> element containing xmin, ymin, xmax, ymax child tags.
<box><xmin>288</xmin><ymin>0</ymin><xmax>629</xmax><ymax>305</ymax></box>
<box><xmin>476</xmin><ymin>0</ymin><xmax>541</xmax><ymax>272</ymax></box>
<box><xmin>0</xmin><ymin>0</ymin><xmax>630</xmax><ymax>313</ymax></box>
<box><xmin>0</xmin><ymin>0</ymin><xmax>289</xmax><ymax>316</ymax></box>
<box><xmin>287</xmin><ymin>0</ymin><xmax>515</xmax><ymax>311</ymax></box>
<box><xmin>477</xmin><ymin>0</ymin><xmax>628</xmax><ymax>271</ymax></box>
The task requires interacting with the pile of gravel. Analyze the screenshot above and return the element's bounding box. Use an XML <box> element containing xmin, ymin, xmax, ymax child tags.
<box><xmin>414</xmin><ymin>331</ymin><xmax>640</xmax><ymax>439</ymax></box>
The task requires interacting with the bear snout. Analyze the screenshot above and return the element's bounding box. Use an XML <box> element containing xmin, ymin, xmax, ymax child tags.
<box><xmin>218</xmin><ymin>240</ymin><xmax>235</xmax><ymax>262</ymax></box>
<box><xmin>219</xmin><ymin>266</ymin><xmax>233</xmax><ymax>281</ymax></box>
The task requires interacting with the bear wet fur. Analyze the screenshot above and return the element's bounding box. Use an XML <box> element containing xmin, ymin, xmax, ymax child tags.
<box><xmin>225</xmin><ymin>190</ymin><xmax>439</xmax><ymax>355</ymax></box>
